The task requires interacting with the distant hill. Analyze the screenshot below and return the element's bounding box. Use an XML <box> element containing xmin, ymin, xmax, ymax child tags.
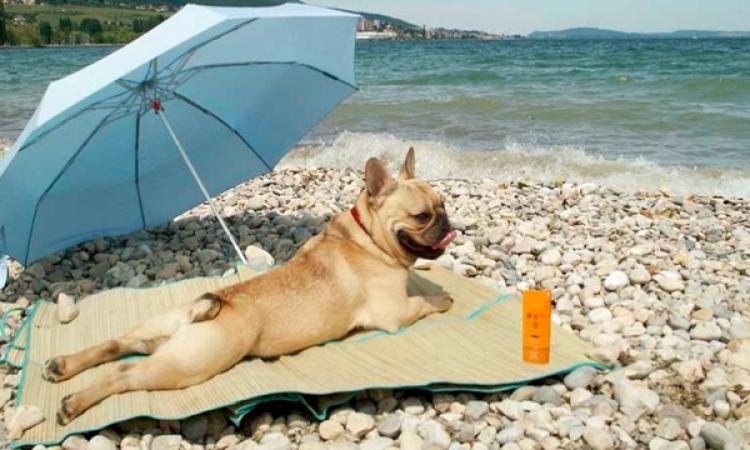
<box><xmin>528</xmin><ymin>27</ymin><xmax>750</xmax><ymax>39</ymax></box>
<box><xmin>42</xmin><ymin>0</ymin><xmax>416</xmax><ymax>28</ymax></box>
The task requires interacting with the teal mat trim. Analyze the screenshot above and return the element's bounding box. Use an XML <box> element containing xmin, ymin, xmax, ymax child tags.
<box><xmin>0</xmin><ymin>306</ymin><xmax>33</xmax><ymax>368</ymax></box>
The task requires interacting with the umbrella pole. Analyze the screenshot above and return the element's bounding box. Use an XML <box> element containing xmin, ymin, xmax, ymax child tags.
<box><xmin>153</xmin><ymin>104</ymin><xmax>248</xmax><ymax>265</ymax></box>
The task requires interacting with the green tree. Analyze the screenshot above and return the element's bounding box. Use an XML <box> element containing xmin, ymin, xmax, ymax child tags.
<box><xmin>59</xmin><ymin>17</ymin><xmax>72</xmax><ymax>33</ymax></box>
<box><xmin>38</xmin><ymin>21</ymin><xmax>52</xmax><ymax>45</ymax></box>
<box><xmin>0</xmin><ymin>3</ymin><xmax>7</xmax><ymax>46</ymax></box>
<box><xmin>79</xmin><ymin>17</ymin><xmax>102</xmax><ymax>36</ymax></box>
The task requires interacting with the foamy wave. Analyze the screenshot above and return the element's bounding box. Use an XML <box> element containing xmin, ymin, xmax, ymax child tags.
<box><xmin>280</xmin><ymin>132</ymin><xmax>750</xmax><ymax>198</ymax></box>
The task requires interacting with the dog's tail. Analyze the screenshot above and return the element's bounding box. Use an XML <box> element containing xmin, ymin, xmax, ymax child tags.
<box><xmin>188</xmin><ymin>293</ymin><xmax>223</xmax><ymax>323</ymax></box>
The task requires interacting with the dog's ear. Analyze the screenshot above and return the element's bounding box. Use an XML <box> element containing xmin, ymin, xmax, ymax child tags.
<box><xmin>399</xmin><ymin>147</ymin><xmax>416</xmax><ymax>180</ymax></box>
<box><xmin>365</xmin><ymin>158</ymin><xmax>392</xmax><ymax>198</ymax></box>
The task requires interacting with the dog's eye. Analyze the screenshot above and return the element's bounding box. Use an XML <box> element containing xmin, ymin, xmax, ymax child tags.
<box><xmin>413</xmin><ymin>212</ymin><xmax>430</xmax><ymax>222</ymax></box>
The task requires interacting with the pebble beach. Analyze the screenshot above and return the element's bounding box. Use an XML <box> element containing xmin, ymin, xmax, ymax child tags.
<box><xmin>2</xmin><ymin>136</ymin><xmax>750</xmax><ymax>450</ymax></box>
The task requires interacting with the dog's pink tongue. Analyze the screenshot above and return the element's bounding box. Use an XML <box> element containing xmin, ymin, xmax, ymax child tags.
<box><xmin>432</xmin><ymin>230</ymin><xmax>459</xmax><ymax>250</ymax></box>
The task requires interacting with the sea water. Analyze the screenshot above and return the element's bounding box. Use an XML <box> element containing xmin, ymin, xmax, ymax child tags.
<box><xmin>1</xmin><ymin>39</ymin><xmax>749</xmax><ymax>196</ymax></box>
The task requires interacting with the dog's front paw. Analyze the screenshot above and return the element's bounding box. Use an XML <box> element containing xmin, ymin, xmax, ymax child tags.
<box><xmin>42</xmin><ymin>357</ymin><xmax>66</xmax><ymax>383</ymax></box>
<box><xmin>433</xmin><ymin>293</ymin><xmax>454</xmax><ymax>312</ymax></box>
<box><xmin>57</xmin><ymin>394</ymin><xmax>78</xmax><ymax>426</ymax></box>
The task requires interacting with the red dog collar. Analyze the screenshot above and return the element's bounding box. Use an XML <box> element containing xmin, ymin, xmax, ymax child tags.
<box><xmin>350</xmin><ymin>207</ymin><xmax>368</xmax><ymax>234</ymax></box>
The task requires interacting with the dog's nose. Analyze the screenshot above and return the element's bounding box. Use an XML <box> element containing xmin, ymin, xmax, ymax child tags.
<box><xmin>436</xmin><ymin>213</ymin><xmax>452</xmax><ymax>233</ymax></box>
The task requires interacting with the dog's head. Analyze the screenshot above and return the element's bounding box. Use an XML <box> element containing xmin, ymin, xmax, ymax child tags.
<box><xmin>362</xmin><ymin>148</ymin><xmax>457</xmax><ymax>263</ymax></box>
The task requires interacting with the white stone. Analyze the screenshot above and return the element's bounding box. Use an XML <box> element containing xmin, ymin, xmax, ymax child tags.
<box><xmin>603</xmin><ymin>271</ymin><xmax>629</xmax><ymax>291</ymax></box>
<box><xmin>89</xmin><ymin>435</ymin><xmax>117</xmax><ymax>450</ymax></box>
<box><xmin>56</xmin><ymin>292</ymin><xmax>79</xmax><ymax>324</ymax></box>
<box><xmin>654</xmin><ymin>271</ymin><xmax>685</xmax><ymax>292</ymax></box>
<box><xmin>244</xmin><ymin>245</ymin><xmax>275</xmax><ymax>270</ymax></box>
<box><xmin>7</xmin><ymin>405</ymin><xmax>45</xmax><ymax>439</ymax></box>
<box><xmin>418</xmin><ymin>420</ymin><xmax>451</xmax><ymax>450</ymax></box>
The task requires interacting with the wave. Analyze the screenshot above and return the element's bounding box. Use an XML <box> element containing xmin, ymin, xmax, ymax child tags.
<box><xmin>279</xmin><ymin>132</ymin><xmax>750</xmax><ymax>198</ymax></box>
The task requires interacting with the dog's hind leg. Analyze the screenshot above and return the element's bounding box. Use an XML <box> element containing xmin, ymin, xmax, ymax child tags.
<box><xmin>56</xmin><ymin>318</ymin><xmax>252</xmax><ymax>425</ymax></box>
<box><xmin>43</xmin><ymin>294</ymin><xmax>222</xmax><ymax>383</ymax></box>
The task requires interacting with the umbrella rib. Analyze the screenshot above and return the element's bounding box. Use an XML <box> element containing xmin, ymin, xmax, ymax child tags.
<box><xmin>181</xmin><ymin>61</ymin><xmax>358</xmax><ymax>91</ymax></box>
<box><xmin>23</xmin><ymin>106</ymin><xmax>127</xmax><ymax>265</ymax></box>
<box><xmin>134</xmin><ymin>112</ymin><xmax>146</xmax><ymax>228</ymax></box>
<box><xmin>159</xmin><ymin>18</ymin><xmax>258</xmax><ymax>76</ymax></box>
<box><xmin>172</xmin><ymin>93</ymin><xmax>273</xmax><ymax>171</ymax></box>
<box><xmin>17</xmin><ymin>89</ymin><xmax>134</xmax><ymax>154</ymax></box>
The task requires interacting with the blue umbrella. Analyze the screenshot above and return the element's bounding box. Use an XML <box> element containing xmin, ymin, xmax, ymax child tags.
<box><xmin>0</xmin><ymin>4</ymin><xmax>358</xmax><ymax>266</ymax></box>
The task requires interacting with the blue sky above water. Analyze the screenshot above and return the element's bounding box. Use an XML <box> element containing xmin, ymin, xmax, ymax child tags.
<box><xmin>310</xmin><ymin>0</ymin><xmax>750</xmax><ymax>35</ymax></box>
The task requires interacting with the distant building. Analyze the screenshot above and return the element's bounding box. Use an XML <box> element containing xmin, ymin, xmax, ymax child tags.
<box><xmin>12</xmin><ymin>14</ymin><xmax>25</xmax><ymax>25</ymax></box>
<box><xmin>356</xmin><ymin>30</ymin><xmax>397</xmax><ymax>40</ymax></box>
<box><xmin>357</xmin><ymin>18</ymin><xmax>385</xmax><ymax>32</ymax></box>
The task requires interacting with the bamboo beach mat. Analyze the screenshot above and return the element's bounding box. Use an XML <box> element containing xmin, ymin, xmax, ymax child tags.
<box><xmin>12</xmin><ymin>265</ymin><xmax>605</xmax><ymax>447</ymax></box>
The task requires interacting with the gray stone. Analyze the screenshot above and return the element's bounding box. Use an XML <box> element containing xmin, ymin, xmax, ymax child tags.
<box><xmin>181</xmin><ymin>414</ymin><xmax>208</xmax><ymax>441</ymax></box>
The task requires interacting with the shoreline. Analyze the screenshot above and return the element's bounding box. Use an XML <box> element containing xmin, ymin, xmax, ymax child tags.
<box><xmin>1</xmin><ymin>162</ymin><xmax>749</xmax><ymax>448</ymax></box>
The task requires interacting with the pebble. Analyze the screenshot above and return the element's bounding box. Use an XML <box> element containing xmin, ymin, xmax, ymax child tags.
<box><xmin>150</xmin><ymin>435</ymin><xmax>182</xmax><ymax>450</ymax></box>
<box><xmin>654</xmin><ymin>271</ymin><xmax>685</xmax><ymax>292</ymax></box>
<box><xmin>56</xmin><ymin>292</ymin><xmax>79</xmax><ymax>324</ymax></box>
<box><xmin>582</xmin><ymin>426</ymin><xmax>615</xmax><ymax>450</ymax></box>
<box><xmin>89</xmin><ymin>435</ymin><xmax>117</xmax><ymax>450</ymax></box>
<box><xmin>532</xmin><ymin>386</ymin><xmax>562</xmax><ymax>406</ymax></box>
<box><xmin>700</xmin><ymin>422</ymin><xmax>736</xmax><ymax>450</ymax></box>
<box><xmin>418</xmin><ymin>420</ymin><xmax>451</xmax><ymax>450</ymax></box>
<box><xmin>61</xmin><ymin>435</ymin><xmax>89</xmax><ymax>450</ymax></box>
<box><xmin>7</xmin><ymin>405</ymin><xmax>44</xmax><ymax>439</ymax></box>
<box><xmin>259</xmin><ymin>432</ymin><xmax>291</xmax><ymax>450</ymax></box>
<box><xmin>496</xmin><ymin>424</ymin><xmax>523</xmax><ymax>444</ymax></box>
<box><xmin>690</xmin><ymin>322</ymin><xmax>722</xmax><ymax>341</ymax></box>
<box><xmin>377</xmin><ymin>414</ymin><xmax>401</xmax><ymax>437</ymax></box>
<box><xmin>604</xmin><ymin>271</ymin><xmax>629</xmax><ymax>291</ymax></box>
<box><xmin>564</xmin><ymin>366</ymin><xmax>597</xmax><ymax>389</ymax></box>
<box><xmin>346</xmin><ymin>412</ymin><xmax>375</xmax><ymax>437</ymax></box>
<box><xmin>318</xmin><ymin>419</ymin><xmax>344</xmax><ymax>440</ymax></box>
<box><xmin>464</xmin><ymin>401</ymin><xmax>489</xmax><ymax>420</ymax></box>
<box><xmin>656</xmin><ymin>417</ymin><xmax>683</xmax><ymax>440</ymax></box>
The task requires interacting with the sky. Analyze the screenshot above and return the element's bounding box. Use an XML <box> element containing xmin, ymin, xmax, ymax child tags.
<box><xmin>307</xmin><ymin>0</ymin><xmax>750</xmax><ymax>35</ymax></box>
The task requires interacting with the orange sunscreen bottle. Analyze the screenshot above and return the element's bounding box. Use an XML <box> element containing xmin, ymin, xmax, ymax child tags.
<box><xmin>522</xmin><ymin>290</ymin><xmax>552</xmax><ymax>364</ymax></box>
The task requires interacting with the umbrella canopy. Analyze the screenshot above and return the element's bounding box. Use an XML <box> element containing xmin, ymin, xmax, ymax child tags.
<box><xmin>0</xmin><ymin>3</ymin><xmax>358</xmax><ymax>266</ymax></box>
